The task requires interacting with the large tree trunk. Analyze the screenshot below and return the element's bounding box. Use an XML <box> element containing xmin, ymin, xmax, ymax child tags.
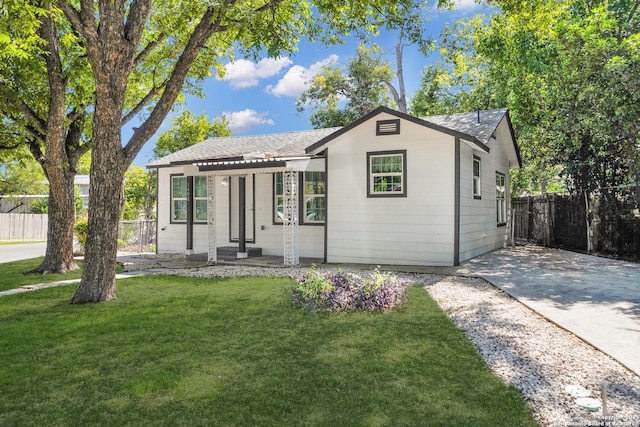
<box><xmin>70</xmin><ymin>103</ymin><xmax>128</xmax><ymax>304</ymax></box>
<box><xmin>29</xmin><ymin>167</ymin><xmax>79</xmax><ymax>274</ymax></box>
<box><xmin>27</xmin><ymin>11</ymin><xmax>80</xmax><ymax>275</ymax></box>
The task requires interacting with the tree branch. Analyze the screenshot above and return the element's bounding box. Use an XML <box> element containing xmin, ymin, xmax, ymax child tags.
<box><xmin>123</xmin><ymin>7</ymin><xmax>219</xmax><ymax>163</ymax></box>
<box><xmin>133</xmin><ymin>33</ymin><xmax>168</xmax><ymax>67</ymax></box>
<box><xmin>0</xmin><ymin>141</ymin><xmax>23</xmax><ymax>151</ymax></box>
<box><xmin>122</xmin><ymin>82</ymin><xmax>166</xmax><ymax>125</ymax></box>
<box><xmin>56</xmin><ymin>1</ymin><xmax>84</xmax><ymax>35</ymax></box>
<box><xmin>12</xmin><ymin>100</ymin><xmax>47</xmax><ymax>136</ymax></box>
<box><xmin>124</xmin><ymin>0</ymin><xmax>153</xmax><ymax>59</ymax></box>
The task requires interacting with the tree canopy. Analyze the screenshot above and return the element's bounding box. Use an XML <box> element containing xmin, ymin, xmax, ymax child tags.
<box><xmin>153</xmin><ymin>110</ymin><xmax>231</xmax><ymax>159</ymax></box>
<box><xmin>425</xmin><ymin>0</ymin><xmax>640</xmax><ymax>195</ymax></box>
<box><xmin>296</xmin><ymin>43</ymin><xmax>396</xmax><ymax>128</ymax></box>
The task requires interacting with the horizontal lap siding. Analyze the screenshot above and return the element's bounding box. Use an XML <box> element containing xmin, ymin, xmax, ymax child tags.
<box><xmin>157</xmin><ymin>168</ymin><xmax>229</xmax><ymax>254</ymax></box>
<box><xmin>458</xmin><ymin>119</ymin><xmax>513</xmax><ymax>262</ymax></box>
<box><xmin>326</xmin><ymin>115</ymin><xmax>455</xmax><ymax>266</ymax></box>
<box><xmin>191</xmin><ymin>173</ymin><xmax>324</xmax><ymax>258</ymax></box>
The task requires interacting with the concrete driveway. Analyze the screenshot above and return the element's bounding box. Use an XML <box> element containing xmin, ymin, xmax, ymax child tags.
<box><xmin>464</xmin><ymin>245</ymin><xmax>640</xmax><ymax>376</ymax></box>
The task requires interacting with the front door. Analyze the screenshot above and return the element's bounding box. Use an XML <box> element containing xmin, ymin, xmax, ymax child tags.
<box><xmin>229</xmin><ymin>175</ymin><xmax>255</xmax><ymax>243</ymax></box>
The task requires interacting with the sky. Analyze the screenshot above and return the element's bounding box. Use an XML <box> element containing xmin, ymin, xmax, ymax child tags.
<box><xmin>133</xmin><ymin>0</ymin><xmax>493</xmax><ymax>167</ymax></box>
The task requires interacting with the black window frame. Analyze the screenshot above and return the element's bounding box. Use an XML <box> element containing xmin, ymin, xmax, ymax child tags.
<box><xmin>366</xmin><ymin>150</ymin><xmax>407</xmax><ymax>198</ymax></box>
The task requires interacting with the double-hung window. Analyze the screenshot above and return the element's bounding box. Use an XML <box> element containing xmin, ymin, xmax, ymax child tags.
<box><xmin>194</xmin><ymin>176</ymin><xmax>208</xmax><ymax>222</ymax></box>
<box><xmin>473</xmin><ymin>155</ymin><xmax>482</xmax><ymax>199</ymax></box>
<box><xmin>274</xmin><ymin>172</ymin><xmax>285</xmax><ymax>223</ymax></box>
<box><xmin>171</xmin><ymin>175</ymin><xmax>187</xmax><ymax>222</ymax></box>
<box><xmin>367</xmin><ymin>150</ymin><xmax>406</xmax><ymax>197</ymax></box>
<box><xmin>273</xmin><ymin>171</ymin><xmax>326</xmax><ymax>224</ymax></box>
<box><xmin>303</xmin><ymin>172</ymin><xmax>325</xmax><ymax>223</ymax></box>
<box><xmin>171</xmin><ymin>175</ymin><xmax>208</xmax><ymax>223</ymax></box>
<box><xmin>496</xmin><ymin>172</ymin><xmax>506</xmax><ymax>226</ymax></box>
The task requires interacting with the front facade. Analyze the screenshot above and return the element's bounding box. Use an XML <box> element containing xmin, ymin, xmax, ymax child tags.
<box><xmin>149</xmin><ymin>107</ymin><xmax>521</xmax><ymax>267</ymax></box>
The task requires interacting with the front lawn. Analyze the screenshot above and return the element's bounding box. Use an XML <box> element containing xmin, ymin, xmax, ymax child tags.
<box><xmin>0</xmin><ymin>257</ymin><xmax>84</xmax><ymax>292</ymax></box>
<box><xmin>0</xmin><ymin>275</ymin><xmax>538</xmax><ymax>426</ymax></box>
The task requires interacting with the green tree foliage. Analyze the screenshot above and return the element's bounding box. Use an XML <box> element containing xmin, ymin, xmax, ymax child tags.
<box><xmin>428</xmin><ymin>0</ymin><xmax>640</xmax><ymax>195</ymax></box>
<box><xmin>0</xmin><ymin>156</ymin><xmax>48</xmax><ymax>196</ymax></box>
<box><xmin>296</xmin><ymin>44</ymin><xmax>396</xmax><ymax>128</ymax></box>
<box><xmin>0</xmin><ymin>2</ymin><xmax>92</xmax><ymax>272</ymax></box>
<box><xmin>153</xmin><ymin>110</ymin><xmax>230</xmax><ymax>159</ymax></box>
<box><xmin>122</xmin><ymin>165</ymin><xmax>156</xmax><ymax>220</ymax></box>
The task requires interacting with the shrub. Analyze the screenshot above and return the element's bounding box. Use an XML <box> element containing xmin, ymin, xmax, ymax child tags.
<box><xmin>292</xmin><ymin>266</ymin><xmax>412</xmax><ymax>312</ymax></box>
<box><xmin>74</xmin><ymin>217</ymin><xmax>89</xmax><ymax>251</ymax></box>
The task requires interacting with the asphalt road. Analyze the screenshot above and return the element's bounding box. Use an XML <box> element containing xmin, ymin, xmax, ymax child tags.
<box><xmin>0</xmin><ymin>242</ymin><xmax>47</xmax><ymax>264</ymax></box>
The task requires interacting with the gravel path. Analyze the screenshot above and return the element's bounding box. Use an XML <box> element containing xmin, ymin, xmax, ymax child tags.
<box><xmin>157</xmin><ymin>265</ymin><xmax>640</xmax><ymax>427</ymax></box>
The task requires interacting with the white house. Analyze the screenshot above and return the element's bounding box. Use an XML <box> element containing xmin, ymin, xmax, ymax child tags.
<box><xmin>147</xmin><ymin>107</ymin><xmax>521</xmax><ymax>266</ymax></box>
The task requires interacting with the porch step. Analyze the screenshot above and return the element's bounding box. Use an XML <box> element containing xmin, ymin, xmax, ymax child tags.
<box><xmin>186</xmin><ymin>246</ymin><xmax>262</xmax><ymax>262</ymax></box>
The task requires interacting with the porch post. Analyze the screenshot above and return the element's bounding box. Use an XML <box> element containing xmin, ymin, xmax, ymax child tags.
<box><xmin>207</xmin><ymin>174</ymin><xmax>217</xmax><ymax>263</ymax></box>
<box><xmin>186</xmin><ymin>176</ymin><xmax>194</xmax><ymax>254</ymax></box>
<box><xmin>238</xmin><ymin>176</ymin><xmax>247</xmax><ymax>258</ymax></box>
<box><xmin>283</xmin><ymin>169</ymin><xmax>299</xmax><ymax>266</ymax></box>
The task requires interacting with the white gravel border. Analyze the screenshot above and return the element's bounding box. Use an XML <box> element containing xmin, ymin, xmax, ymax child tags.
<box><xmin>154</xmin><ymin>264</ymin><xmax>640</xmax><ymax>426</ymax></box>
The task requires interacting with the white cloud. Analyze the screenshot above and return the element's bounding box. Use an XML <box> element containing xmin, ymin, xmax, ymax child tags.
<box><xmin>224</xmin><ymin>57</ymin><xmax>293</xmax><ymax>89</ymax></box>
<box><xmin>224</xmin><ymin>109</ymin><xmax>275</xmax><ymax>132</ymax></box>
<box><xmin>266</xmin><ymin>55</ymin><xmax>339</xmax><ymax>98</ymax></box>
<box><xmin>454</xmin><ymin>0</ymin><xmax>482</xmax><ymax>10</ymax></box>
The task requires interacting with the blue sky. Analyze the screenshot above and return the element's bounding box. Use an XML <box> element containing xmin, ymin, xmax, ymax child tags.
<box><xmin>133</xmin><ymin>0</ymin><xmax>492</xmax><ymax>166</ymax></box>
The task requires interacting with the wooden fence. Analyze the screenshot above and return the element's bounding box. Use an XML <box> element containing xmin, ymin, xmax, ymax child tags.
<box><xmin>512</xmin><ymin>192</ymin><xmax>640</xmax><ymax>259</ymax></box>
<box><xmin>0</xmin><ymin>213</ymin><xmax>48</xmax><ymax>241</ymax></box>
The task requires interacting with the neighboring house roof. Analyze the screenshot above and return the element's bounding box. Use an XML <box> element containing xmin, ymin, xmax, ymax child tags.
<box><xmin>147</xmin><ymin>127</ymin><xmax>340</xmax><ymax>168</ymax></box>
<box><xmin>148</xmin><ymin>106</ymin><xmax>520</xmax><ymax>168</ymax></box>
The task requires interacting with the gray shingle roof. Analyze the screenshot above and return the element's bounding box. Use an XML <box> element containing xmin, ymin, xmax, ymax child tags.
<box><xmin>147</xmin><ymin>127</ymin><xmax>340</xmax><ymax>167</ymax></box>
<box><xmin>421</xmin><ymin>108</ymin><xmax>508</xmax><ymax>145</ymax></box>
<box><xmin>147</xmin><ymin>108</ymin><xmax>510</xmax><ymax>168</ymax></box>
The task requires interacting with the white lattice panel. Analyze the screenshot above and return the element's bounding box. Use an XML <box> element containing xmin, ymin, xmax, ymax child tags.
<box><xmin>283</xmin><ymin>170</ymin><xmax>299</xmax><ymax>266</ymax></box>
<box><xmin>207</xmin><ymin>174</ymin><xmax>217</xmax><ymax>263</ymax></box>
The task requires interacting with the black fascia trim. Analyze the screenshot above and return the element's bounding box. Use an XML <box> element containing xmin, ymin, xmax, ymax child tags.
<box><xmin>504</xmin><ymin>110</ymin><xmax>523</xmax><ymax>168</ymax></box>
<box><xmin>198</xmin><ymin>160</ymin><xmax>287</xmax><ymax>172</ymax></box>
<box><xmin>323</xmin><ymin>152</ymin><xmax>329</xmax><ymax>263</ymax></box>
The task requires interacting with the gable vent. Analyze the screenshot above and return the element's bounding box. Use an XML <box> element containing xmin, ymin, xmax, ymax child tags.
<box><xmin>376</xmin><ymin>119</ymin><xmax>400</xmax><ymax>136</ymax></box>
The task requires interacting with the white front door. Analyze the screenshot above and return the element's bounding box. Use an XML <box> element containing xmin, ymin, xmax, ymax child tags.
<box><xmin>229</xmin><ymin>175</ymin><xmax>255</xmax><ymax>243</ymax></box>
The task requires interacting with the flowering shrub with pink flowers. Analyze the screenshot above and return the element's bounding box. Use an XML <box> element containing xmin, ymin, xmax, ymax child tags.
<box><xmin>292</xmin><ymin>266</ymin><xmax>413</xmax><ymax>312</ymax></box>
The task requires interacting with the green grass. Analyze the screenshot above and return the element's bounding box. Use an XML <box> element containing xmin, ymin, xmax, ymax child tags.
<box><xmin>0</xmin><ymin>276</ymin><xmax>538</xmax><ymax>427</ymax></box>
<box><xmin>0</xmin><ymin>258</ymin><xmax>126</xmax><ymax>292</ymax></box>
<box><xmin>0</xmin><ymin>258</ymin><xmax>84</xmax><ymax>291</ymax></box>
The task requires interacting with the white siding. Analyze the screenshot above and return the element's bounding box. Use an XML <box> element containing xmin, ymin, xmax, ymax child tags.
<box><xmin>325</xmin><ymin>113</ymin><xmax>456</xmax><ymax>266</ymax></box>
<box><xmin>156</xmin><ymin>166</ymin><xmax>324</xmax><ymax>258</ymax></box>
<box><xmin>458</xmin><ymin>118</ymin><xmax>513</xmax><ymax>262</ymax></box>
